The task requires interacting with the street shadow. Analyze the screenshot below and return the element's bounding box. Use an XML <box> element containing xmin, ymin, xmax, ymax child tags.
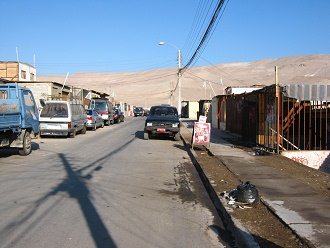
<box><xmin>173</xmin><ymin>144</ymin><xmax>186</xmax><ymax>151</ymax></box>
<box><xmin>135</xmin><ymin>130</ymin><xmax>144</xmax><ymax>139</ymax></box>
<box><xmin>0</xmin><ymin>136</ymin><xmax>137</xmax><ymax>248</ymax></box>
<box><xmin>57</xmin><ymin>153</ymin><xmax>117</xmax><ymax>248</ymax></box>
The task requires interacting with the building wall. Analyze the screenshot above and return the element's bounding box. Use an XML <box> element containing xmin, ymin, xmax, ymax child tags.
<box><xmin>211</xmin><ymin>96</ymin><xmax>219</xmax><ymax>128</ymax></box>
<box><xmin>18</xmin><ymin>63</ymin><xmax>36</xmax><ymax>81</ymax></box>
<box><xmin>0</xmin><ymin>62</ymin><xmax>19</xmax><ymax>80</ymax></box>
<box><xmin>281</xmin><ymin>150</ymin><xmax>330</xmax><ymax>173</ymax></box>
<box><xmin>17</xmin><ymin>83</ymin><xmax>49</xmax><ymax>109</ymax></box>
<box><xmin>17</xmin><ymin>82</ymin><xmax>71</xmax><ymax>110</ymax></box>
<box><xmin>0</xmin><ymin>62</ymin><xmax>36</xmax><ymax>81</ymax></box>
<box><xmin>188</xmin><ymin>101</ymin><xmax>199</xmax><ymax>120</ymax></box>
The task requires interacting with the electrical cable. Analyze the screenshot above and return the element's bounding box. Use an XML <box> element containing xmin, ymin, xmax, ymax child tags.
<box><xmin>181</xmin><ymin>0</ymin><xmax>228</xmax><ymax>74</ymax></box>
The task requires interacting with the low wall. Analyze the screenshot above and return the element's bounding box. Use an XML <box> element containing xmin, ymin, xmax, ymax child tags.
<box><xmin>281</xmin><ymin>150</ymin><xmax>330</xmax><ymax>173</ymax></box>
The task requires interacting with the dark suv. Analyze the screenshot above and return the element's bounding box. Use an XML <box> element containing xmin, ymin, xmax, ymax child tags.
<box><xmin>133</xmin><ymin>107</ymin><xmax>144</xmax><ymax>117</ymax></box>
<box><xmin>144</xmin><ymin>105</ymin><xmax>180</xmax><ymax>140</ymax></box>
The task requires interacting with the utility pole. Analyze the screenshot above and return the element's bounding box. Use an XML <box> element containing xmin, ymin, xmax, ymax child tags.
<box><xmin>177</xmin><ymin>49</ymin><xmax>182</xmax><ymax>116</ymax></box>
<box><xmin>158</xmin><ymin>41</ymin><xmax>182</xmax><ymax>115</ymax></box>
<box><xmin>170</xmin><ymin>80</ymin><xmax>173</xmax><ymax>105</ymax></box>
<box><xmin>275</xmin><ymin>66</ymin><xmax>280</xmax><ymax>154</ymax></box>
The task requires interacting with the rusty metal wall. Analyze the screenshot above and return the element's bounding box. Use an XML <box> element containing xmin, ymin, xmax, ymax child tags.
<box><xmin>221</xmin><ymin>84</ymin><xmax>329</xmax><ymax>151</ymax></box>
<box><xmin>282</xmin><ymin>98</ymin><xmax>329</xmax><ymax>150</ymax></box>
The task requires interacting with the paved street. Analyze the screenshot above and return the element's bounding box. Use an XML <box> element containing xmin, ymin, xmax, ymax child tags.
<box><xmin>0</xmin><ymin>117</ymin><xmax>233</xmax><ymax>248</ymax></box>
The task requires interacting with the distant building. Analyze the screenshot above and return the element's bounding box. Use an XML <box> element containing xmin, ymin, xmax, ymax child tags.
<box><xmin>0</xmin><ymin>61</ymin><xmax>36</xmax><ymax>81</ymax></box>
<box><xmin>225</xmin><ymin>85</ymin><xmax>264</xmax><ymax>95</ymax></box>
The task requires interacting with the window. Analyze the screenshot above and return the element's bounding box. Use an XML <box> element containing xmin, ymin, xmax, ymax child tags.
<box><xmin>0</xmin><ymin>90</ymin><xmax>8</xmax><ymax>99</ymax></box>
<box><xmin>21</xmin><ymin>70</ymin><xmax>27</xmax><ymax>79</ymax></box>
<box><xmin>40</xmin><ymin>103</ymin><xmax>68</xmax><ymax>117</ymax></box>
<box><xmin>30</xmin><ymin>73</ymin><xmax>35</xmax><ymax>81</ymax></box>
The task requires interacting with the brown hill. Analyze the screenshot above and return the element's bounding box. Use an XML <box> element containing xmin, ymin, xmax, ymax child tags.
<box><xmin>39</xmin><ymin>54</ymin><xmax>330</xmax><ymax>107</ymax></box>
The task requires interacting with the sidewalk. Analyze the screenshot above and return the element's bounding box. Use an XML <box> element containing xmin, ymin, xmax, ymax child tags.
<box><xmin>180</xmin><ymin>119</ymin><xmax>330</xmax><ymax>248</ymax></box>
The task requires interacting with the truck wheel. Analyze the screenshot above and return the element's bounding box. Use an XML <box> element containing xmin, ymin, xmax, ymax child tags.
<box><xmin>18</xmin><ymin>131</ymin><xmax>32</xmax><ymax>156</ymax></box>
<box><xmin>174</xmin><ymin>132</ymin><xmax>181</xmax><ymax>141</ymax></box>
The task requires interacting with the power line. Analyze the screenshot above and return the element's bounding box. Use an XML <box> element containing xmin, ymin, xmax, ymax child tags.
<box><xmin>181</xmin><ymin>0</ymin><xmax>229</xmax><ymax>73</ymax></box>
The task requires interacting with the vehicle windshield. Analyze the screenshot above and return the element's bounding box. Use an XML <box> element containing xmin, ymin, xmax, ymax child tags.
<box><xmin>92</xmin><ymin>101</ymin><xmax>108</xmax><ymax>112</ymax></box>
<box><xmin>40</xmin><ymin>103</ymin><xmax>68</xmax><ymax>118</ymax></box>
<box><xmin>135</xmin><ymin>107</ymin><xmax>143</xmax><ymax>112</ymax></box>
<box><xmin>150</xmin><ymin>106</ymin><xmax>178</xmax><ymax>116</ymax></box>
<box><xmin>86</xmin><ymin>109</ymin><xmax>93</xmax><ymax>115</ymax></box>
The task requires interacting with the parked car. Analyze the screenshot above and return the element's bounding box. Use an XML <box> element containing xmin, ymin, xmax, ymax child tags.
<box><xmin>89</xmin><ymin>98</ymin><xmax>114</xmax><ymax>125</ymax></box>
<box><xmin>39</xmin><ymin>101</ymin><xmax>87</xmax><ymax>138</ymax></box>
<box><xmin>114</xmin><ymin>109</ymin><xmax>124</xmax><ymax>123</ymax></box>
<box><xmin>133</xmin><ymin>107</ymin><xmax>144</xmax><ymax>117</ymax></box>
<box><xmin>144</xmin><ymin>105</ymin><xmax>180</xmax><ymax>141</ymax></box>
<box><xmin>86</xmin><ymin>109</ymin><xmax>104</xmax><ymax>130</ymax></box>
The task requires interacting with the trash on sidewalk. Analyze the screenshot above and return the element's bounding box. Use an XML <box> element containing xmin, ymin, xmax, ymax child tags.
<box><xmin>253</xmin><ymin>147</ymin><xmax>270</xmax><ymax>156</ymax></box>
<box><xmin>220</xmin><ymin>181</ymin><xmax>260</xmax><ymax>209</ymax></box>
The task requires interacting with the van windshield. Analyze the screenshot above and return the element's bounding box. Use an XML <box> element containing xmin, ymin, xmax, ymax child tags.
<box><xmin>93</xmin><ymin>101</ymin><xmax>108</xmax><ymax>112</ymax></box>
<box><xmin>40</xmin><ymin>103</ymin><xmax>68</xmax><ymax>118</ymax></box>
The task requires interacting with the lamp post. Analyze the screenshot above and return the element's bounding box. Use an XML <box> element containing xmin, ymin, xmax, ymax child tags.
<box><xmin>158</xmin><ymin>41</ymin><xmax>182</xmax><ymax>115</ymax></box>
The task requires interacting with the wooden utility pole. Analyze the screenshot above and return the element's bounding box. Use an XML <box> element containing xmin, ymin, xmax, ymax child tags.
<box><xmin>275</xmin><ymin>66</ymin><xmax>280</xmax><ymax>153</ymax></box>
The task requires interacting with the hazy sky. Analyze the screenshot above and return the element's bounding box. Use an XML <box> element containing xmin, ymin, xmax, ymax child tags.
<box><xmin>1</xmin><ymin>0</ymin><xmax>330</xmax><ymax>75</ymax></box>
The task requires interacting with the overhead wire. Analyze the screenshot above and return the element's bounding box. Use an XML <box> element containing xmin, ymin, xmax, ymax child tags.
<box><xmin>181</xmin><ymin>0</ymin><xmax>229</xmax><ymax>74</ymax></box>
<box><xmin>182</xmin><ymin>0</ymin><xmax>216</xmax><ymax>65</ymax></box>
<box><xmin>182</xmin><ymin>0</ymin><xmax>212</xmax><ymax>64</ymax></box>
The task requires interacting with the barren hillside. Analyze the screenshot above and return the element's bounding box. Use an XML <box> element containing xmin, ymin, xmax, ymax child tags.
<box><xmin>39</xmin><ymin>54</ymin><xmax>330</xmax><ymax>107</ymax></box>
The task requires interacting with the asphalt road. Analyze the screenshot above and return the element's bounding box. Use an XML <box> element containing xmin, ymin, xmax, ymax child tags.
<box><xmin>0</xmin><ymin>117</ymin><xmax>233</xmax><ymax>248</ymax></box>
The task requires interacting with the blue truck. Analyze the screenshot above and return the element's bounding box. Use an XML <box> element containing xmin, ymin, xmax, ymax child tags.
<box><xmin>0</xmin><ymin>83</ymin><xmax>39</xmax><ymax>155</ymax></box>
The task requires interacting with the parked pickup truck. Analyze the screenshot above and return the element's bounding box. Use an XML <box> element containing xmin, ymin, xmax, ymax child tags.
<box><xmin>0</xmin><ymin>83</ymin><xmax>39</xmax><ymax>155</ymax></box>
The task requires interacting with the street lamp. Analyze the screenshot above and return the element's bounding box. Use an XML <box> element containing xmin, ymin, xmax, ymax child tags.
<box><xmin>158</xmin><ymin>41</ymin><xmax>182</xmax><ymax>116</ymax></box>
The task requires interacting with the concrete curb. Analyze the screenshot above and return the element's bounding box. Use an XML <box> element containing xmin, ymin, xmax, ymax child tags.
<box><xmin>180</xmin><ymin>126</ymin><xmax>260</xmax><ymax>248</ymax></box>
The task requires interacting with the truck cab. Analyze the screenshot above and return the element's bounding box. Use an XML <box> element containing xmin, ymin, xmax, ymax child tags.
<box><xmin>0</xmin><ymin>83</ymin><xmax>39</xmax><ymax>155</ymax></box>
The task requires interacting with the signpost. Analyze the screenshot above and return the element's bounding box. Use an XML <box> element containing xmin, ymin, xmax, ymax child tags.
<box><xmin>192</xmin><ymin>115</ymin><xmax>211</xmax><ymax>149</ymax></box>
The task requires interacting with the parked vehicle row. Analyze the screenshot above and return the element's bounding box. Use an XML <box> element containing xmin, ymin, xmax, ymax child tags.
<box><xmin>0</xmin><ymin>84</ymin><xmax>176</xmax><ymax>157</ymax></box>
<box><xmin>39</xmin><ymin>98</ymin><xmax>124</xmax><ymax>138</ymax></box>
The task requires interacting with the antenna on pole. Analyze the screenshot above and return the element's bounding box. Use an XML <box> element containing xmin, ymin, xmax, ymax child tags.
<box><xmin>16</xmin><ymin>47</ymin><xmax>19</xmax><ymax>63</ymax></box>
<box><xmin>61</xmin><ymin>72</ymin><xmax>70</xmax><ymax>93</ymax></box>
<box><xmin>33</xmin><ymin>54</ymin><xmax>36</xmax><ymax>68</ymax></box>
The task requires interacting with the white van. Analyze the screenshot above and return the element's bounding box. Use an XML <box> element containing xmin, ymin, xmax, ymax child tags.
<box><xmin>39</xmin><ymin>101</ymin><xmax>87</xmax><ymax>138</ymax></box>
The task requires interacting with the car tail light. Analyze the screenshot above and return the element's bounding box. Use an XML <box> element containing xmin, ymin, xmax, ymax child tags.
<box><xmin>87</xmin><ymin>116</ymin><xmax>93</xmax><ymax>120</ymax></box>
<box><xmin>68</xmin><ymin>122</ymin><xmax>72</xmax><ymax>128</ymax></box>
